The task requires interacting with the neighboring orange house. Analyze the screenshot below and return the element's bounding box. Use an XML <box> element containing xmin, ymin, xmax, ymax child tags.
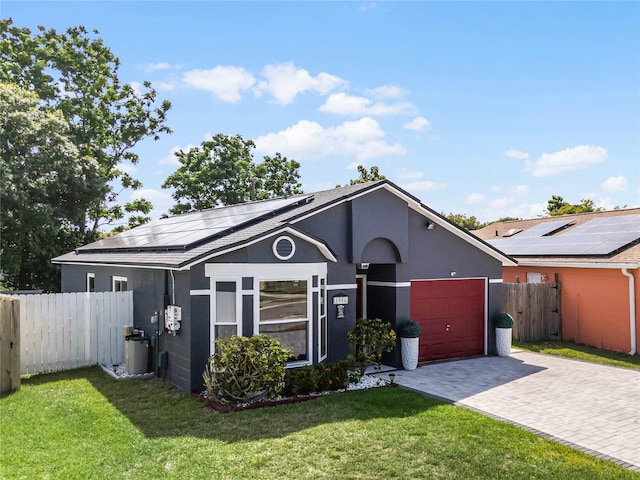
<box><xmin>474</xmin><ymin>208</ymin><xmax>640</xmax><ymax>355</ymax></box>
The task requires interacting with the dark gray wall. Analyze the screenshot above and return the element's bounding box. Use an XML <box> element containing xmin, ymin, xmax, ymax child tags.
<box><xmin>60</xmin><ymin>186</ymin><xmax>506</xmax><ymax>391</ymax></box>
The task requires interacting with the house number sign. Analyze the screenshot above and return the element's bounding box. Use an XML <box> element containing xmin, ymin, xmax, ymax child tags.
<box><xmin>333</xmin><ymin>295</ymin><xmax>348</xmax><ymax>319</ymax></box>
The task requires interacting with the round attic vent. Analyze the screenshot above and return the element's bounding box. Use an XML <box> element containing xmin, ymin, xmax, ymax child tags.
<box><xmin>273</xmin><ymin>236</ymin><xmax>295</xmax><ymax>260</ymax></box>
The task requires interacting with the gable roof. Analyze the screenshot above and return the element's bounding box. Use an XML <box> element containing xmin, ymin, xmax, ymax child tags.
<box><xmin>473</xmin><ymin>208</ymin><xmax>640</xmax><ymax>268</ymax></box>
<box><xmin>53</xmin><ymin>180</ymin><xmax>516</xmax><ymax>270</ymax></box>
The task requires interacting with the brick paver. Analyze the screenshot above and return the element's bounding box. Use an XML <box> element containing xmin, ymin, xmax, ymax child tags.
<box><xmin>378</xmin><ymin>350</ymin><xmax>640</xmax><ymax>471</ymax></box>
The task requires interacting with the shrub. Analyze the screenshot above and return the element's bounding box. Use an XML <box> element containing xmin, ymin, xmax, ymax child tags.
<box><xmin>399</xmin><ymin>320</ymin><xmax>421</xmax><ymax>338</ymax></box>
<box><xmin>494</xmin><ymin>313</ymin><xmax>514</xmax><ymax>329</ymax></box>
<box><xmin>347</xmin><ymin>318</ymin><xmax>397</xmax><ymax>376</ymax></box>
<box><xmin>283</xmin><ymin>360</ymin><xmax>354</xmax><ymax>396</ymax></box>
<box><xmin>203</xmin><ymin>335</ymin><xmax>292</xmax><ymax>404</ymax></box>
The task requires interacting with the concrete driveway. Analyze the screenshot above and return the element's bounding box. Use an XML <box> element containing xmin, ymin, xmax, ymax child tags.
<box><xmin>376</xmin><ymin>350</ymin><xmax>640</xmax><ymax>471</ymax></box>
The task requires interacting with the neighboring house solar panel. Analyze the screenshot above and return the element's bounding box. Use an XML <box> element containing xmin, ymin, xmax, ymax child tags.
<box><xmin>488</xmin><ymin>214</ymin><xmax>640</xmax><ymax>256</ymax></box>
<box><xmin>514</xmin><ymin>220</ymin><xmax>574</xmax><ymax>238</ymax></box>
<box><xmin>80</xmin><ymin>195</ymin><xmax>312</xmax><ymax>251</ymax></box>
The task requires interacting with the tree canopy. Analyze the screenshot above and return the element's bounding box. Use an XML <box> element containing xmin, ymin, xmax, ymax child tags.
<box><xmin>0</xmin><ymin>20</ymin><xmax>171</xmax><ymax>291</ymax></box>
<box><xmin>162</xmin><ymin>134</ymin><xmax>303</xmax><ymax>214</ymax></box>
<box><xmin>444</xmin><ymin>213</ymin><xmax>487</xmax><ymax>231</ymax></box>
<box><xmin>338</xmin><ymin>165</ymin><xmax>386</xmax><ymax>187</ymax></box>
<box><xmin>0</xmin><ymin>83</ymin><xmax>101</xmax><ymax>290</ymax></box>
<box><xmin>545</xmin><ymin>195</ymin><xmax>603</xmax><ymax>216</ymax></box>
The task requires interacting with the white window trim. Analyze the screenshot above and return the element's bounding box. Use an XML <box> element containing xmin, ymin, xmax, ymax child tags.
<box><xmin>318</xmin><ymin>277</ymin><xmax>327</xmax><ymax>362</ymax></box>
<box><xmin>206</xmin><ymin>263</ymin><xmax>328</xmax><ymax>366</ymax></box>
<box><xmin>209</xmin><ymin>276</ymin><xmax>242</xmax><ymax>355</ymax></box>
<box><xmin>87</xmin><ymin>273</ymin><xmax>95</xmax><ymax>293</ymax></box>
<box><xmin>112</xmin><ymin>275</ymin><xmax>128</xmax><ymax>292</ymax></box>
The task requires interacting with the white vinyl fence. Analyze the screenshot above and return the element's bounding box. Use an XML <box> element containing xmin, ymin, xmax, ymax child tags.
<box><xmin>15</xmin><ymin>291</ymin><xmax>133</xmax><ymax>374</ymax></box>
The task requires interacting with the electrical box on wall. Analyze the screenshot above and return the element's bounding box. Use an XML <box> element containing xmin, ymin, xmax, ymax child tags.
<box><xmin>165</xmin><ymin>305</ymin><xmax>182</xmax><ymax>335</ymax></box>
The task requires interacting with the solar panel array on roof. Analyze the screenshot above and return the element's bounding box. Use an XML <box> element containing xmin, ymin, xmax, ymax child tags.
<box><xmin>488</xmin><ymin>214</ymin><xmax>640</xmax><ymax>256</ymax></box>
<box><xmin>79</xmin><ymin>195</ymin><xmax>312</xmax><ymax>252</ymax></box>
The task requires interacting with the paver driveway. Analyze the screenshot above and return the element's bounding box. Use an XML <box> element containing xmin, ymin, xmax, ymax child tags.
<box><xmin>378</xmin><ymin>350</ymin><xmax>640</xmax><ymax>471</ymax></box>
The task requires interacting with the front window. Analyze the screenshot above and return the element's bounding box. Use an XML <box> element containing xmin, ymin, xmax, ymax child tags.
<box><xmin>214</xmin><ymin>281</ymin><xmax>239</xmax><ymax>342</ymax></box>
<box><xmin>112</xmin><ymin>276</ymin><xmax>127</xmax><ymax>292</ymax></box>
<box><xmin>259</xmin><ymin>280</ymin><xmax>308</xmax><ymax>361</ymax></box>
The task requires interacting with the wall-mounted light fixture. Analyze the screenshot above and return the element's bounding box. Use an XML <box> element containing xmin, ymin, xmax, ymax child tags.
<box><xmin>450</xmin><ymin>271</ymin><xmax>457</xmax><ymax>277</ymax></box>
<box><xmin>358</xmin><ymin>263</ymin><xmax>370</xmax><ymax>270</ymax></box>
<box><xmin>426</xmin><ymin>221</ymin><xmax>436</xmax><ymax>230</ymax></box>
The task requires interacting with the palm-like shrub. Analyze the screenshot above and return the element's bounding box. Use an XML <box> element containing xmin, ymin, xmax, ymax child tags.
<box><xmin>347</xmin><ymin>318</ymin><xmax>396</xmax><ymax>375</ymax></box>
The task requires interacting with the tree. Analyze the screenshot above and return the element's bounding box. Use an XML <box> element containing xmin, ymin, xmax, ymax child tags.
<box><xmin>0</xmin><ymin>20</ymin><xmax>172</xmax><ymax>236</ymax></box>
<box><xmin>0</xmin><ymin>83</ymin><xmax>101</xmax><ymax>291</ymax></box>
<box><xmin>162</xmin><ymin>134</ymin><xmax>302</xmax><ymax>214</ymax></box>
<box><xmin>338</xmin><ymin>165</ymin><xmax>386</xmax><ymax>187</ymax></box>
<box><xmin>445</xmin><ymin>213</ymin><xmax>487</xmax><ymax>231</ymax></box>
<box><xmin>0</xmin><ymin>20</ymin><xmax>171</xmax><ymax>291</ymax></box>
<box><xmin>545</xmin><ymin>195</ymin><xmax>603</xmax><ymax>216</ymax></box>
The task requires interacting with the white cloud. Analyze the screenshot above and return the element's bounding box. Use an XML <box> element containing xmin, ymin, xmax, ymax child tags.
<box><xmin>505</xmin><ymin>148</ymin><xmax>529</xmax><ymax>160</ymax></box>
<box><xmin>256</xmin><ymin>62</ymin><xmax>347</xmax><ymax>105</ymax></box>
<box><xmin>490</xmin><ymin>185</ymin><xmax>502</xmax><ymax>192</ymax></box>
<box><xmin>489</xmin><ymin>197</ymin><xmax>514</xmax><ymax>209</ymax></box>
<box><xmin>130</xmin><ymin>188</ymin><xmax>174</xmax><ymax>204</ymax></box>
<box><xmin>159</xmin><ymin>144</ymin><xmax>197</xmax><ymax>166</ymax></box>
<box><xmin>129</xmin><ymin>81</ymin><xmax>144</xmax><ymax>96</ymax></box>
<box><xmin>507</xmin><ymin>184</ymin><xmax>530</xmax><ymax>196</ymax></box>
<box><xmin>525</xmin><ymin>145</ymin><xmax>608</xmax><ymax>177</ymax></box>
<box><xmin>155</xmin><ymin>81</ymin><xmax>177</xmax><ymax>91</ymax></box>
<box><xmin>466</xmin><ymin>193</ymin><xmax>485</xmax><ymax>205</ymax></box>
<box><xmin>366</xmin><ymin>85</ymin><xmax>409</xmax><ymax>99</ymax></box>
<box><xmin>254</xmin><ymin>117</ymin><xmax>406</xmax><ymax>161</ymax></box>
<box><xmin>395</xmin><ymin>168</ymin><xmax>424</xmax><ymax>180</ymax></box>
<box><xmin>359</xmin><ymin>2</ymin><xmax>377</xmax><ymax>12</ymax></box>
<box><xmin>140</xmin><ymin>62</ymin><xmax>181</xmax><ymax>72</ymax></box>
<box><xmin>130</xmin><ymin>188</ymin><xmax>175</xmax><ymax>220</ymax></box>
<box><xmin>118</xmin><ymin>164</ymin><xmax>137</xmax><ymax>175</ymax></box>
<box><xmin>183</xmin><ymin>66</ymin><xmax>256</xmax><ymax>103</ymax></box>
<box><xmin>403</xmin><ymin>116</ymin><xmax>430</xmax><ymax>131</ymax></box>
<box><xmin>303</xmin><ymin>181</ymin><xmax>335</xmax><ymax>192</ymax></box>
<box><xmin>602</xmin><ymin>175</ymin><xmax>628</xmax><ymax>192</ymax></box>
<box><xmin>400</xmin><ymin>180</ymin><xmax>447</xmax><ymax>191</ymax></box>
<box><xmin>319</xmin><ymin>92</ymin><xmax>416</xmax><ymax>116</ymax></box>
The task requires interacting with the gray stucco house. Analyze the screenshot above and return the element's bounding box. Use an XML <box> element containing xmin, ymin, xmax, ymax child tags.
<box><xmin>54</xmin><ymin>180</ymin><xmax>515</xmax><ymax>392</ymax></box>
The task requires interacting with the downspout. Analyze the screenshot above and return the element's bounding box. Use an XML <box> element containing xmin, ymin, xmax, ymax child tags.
<box><xmin>621</xmin><ymin>268</ymin><xmax>636</xmax><ymax>355</ymax></box>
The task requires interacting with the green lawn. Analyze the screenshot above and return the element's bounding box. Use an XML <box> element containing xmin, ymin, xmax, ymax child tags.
<box><xmin>1</xmin><ymin>367</ymin><xmax>638</xmax><ymax>479</ymax></box>
<box><xmin>513</xmin><ymin>340</ymin><xmax>640</xmax><ymax>370</ymax></box>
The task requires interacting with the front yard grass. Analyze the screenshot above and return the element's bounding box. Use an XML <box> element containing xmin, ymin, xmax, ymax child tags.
<box><xmin>513</xmin><ymin>340</ymin><xmax>640</xmax><ymax>370</ymax></box>
<box><xmin>1</xmin><ymin>367</ymin><xmax>638</xmax><ymax>479</ymax></box>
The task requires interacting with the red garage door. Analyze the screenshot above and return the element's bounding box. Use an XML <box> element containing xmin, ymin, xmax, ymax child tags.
<box><xmin>410</xmin><ymin>279</ymin><xmax>485</xmax><ymax>362</ymax></box>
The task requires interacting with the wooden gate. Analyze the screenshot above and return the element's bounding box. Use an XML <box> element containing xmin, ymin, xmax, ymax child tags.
<box><xmin>502</xmin><ymin>281</ymin><xmax>562</xmax><ymax>342</ymax></box>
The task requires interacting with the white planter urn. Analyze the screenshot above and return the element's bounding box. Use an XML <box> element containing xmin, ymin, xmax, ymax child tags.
<box><xmin>495</xmin><ymin>327</ymin><xmax>512</xmax><ymax>357</ymax></box>
<box><xmin>401</xmin><ymin>337</ymin><xmax>419</xmax><ymax>370</ymax></box>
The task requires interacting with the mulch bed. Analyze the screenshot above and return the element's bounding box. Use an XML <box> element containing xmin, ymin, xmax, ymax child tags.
<box><xmin>191</xmin><ymin>391</ymin><xmax>325</xmax><ymax>413</ymax></box>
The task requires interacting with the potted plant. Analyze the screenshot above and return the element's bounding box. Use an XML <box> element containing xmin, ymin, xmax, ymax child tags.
<box><xmin>494</xmin><ymin>313</ymin><xmax>514</xmax><ymax>357</ymax></box>
<box><xmin>399</xmin><ymin>320</ymin><xmax>421</xmax><ymax>370</ymax></box>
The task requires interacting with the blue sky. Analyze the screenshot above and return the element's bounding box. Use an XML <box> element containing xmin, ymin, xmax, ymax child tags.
<box><xmin>4</xmin><ymin>1</ymin><xmax>639</xmax><ymax>223</ymax></box>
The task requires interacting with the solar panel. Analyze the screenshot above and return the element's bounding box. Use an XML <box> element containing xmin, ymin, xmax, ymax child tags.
<box><xmin>513</xmin><ymin>220</ymin><xmax>574</xmax><ymax>238</ymax></box>
<box><xmin>79</xmin><ymin>195</ymin><xmax>312</xmax><ymax>252</ymax></box>
<box><xmin>488</xmin><ymin>214</ymin><xmax>640</xmax><ymax>256</ymax></box>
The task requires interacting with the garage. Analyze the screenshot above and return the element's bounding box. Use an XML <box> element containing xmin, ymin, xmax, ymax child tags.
<box><xmin>410</xmin><ymin>278</ymin><xmax>486</xmax><ymax>362</ymax></box>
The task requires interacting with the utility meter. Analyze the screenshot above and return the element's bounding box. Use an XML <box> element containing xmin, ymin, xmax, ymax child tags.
<box><xmin>165</xmin><ymin>305</ymin><xmax>182</xmax><ymax>335</ymax></box>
